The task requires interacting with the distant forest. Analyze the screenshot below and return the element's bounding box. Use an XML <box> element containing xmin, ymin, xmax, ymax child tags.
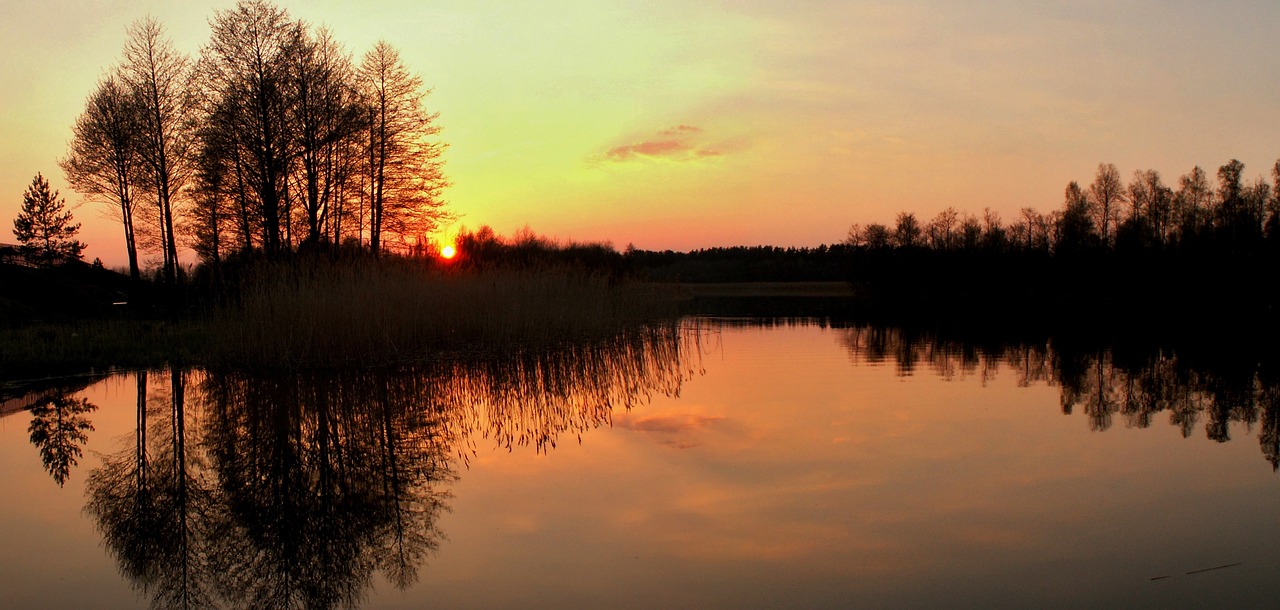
<box><xmin>628</xmin><ymin>159</ymin><xmax>1280</xmax><ymax>317</ymax></box>
<box><xmin>845</xmin><ymin>160</ymin><xmax>1278</xmax><ymax>256</ymax></box>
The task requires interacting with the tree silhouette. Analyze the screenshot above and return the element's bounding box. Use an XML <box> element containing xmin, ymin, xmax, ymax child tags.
<box><xmin>1088</xmin><ymin>162</ymin><xmax>1124</xmax><ymax>247</ymax></box>
<box><xmin>12</xmin><ymin>173</ymin><xmax>85</xmax><ymax>267</ymax></box>
<box><xmin>893</xmin><ymin>212</ymin><xmax>922</xmax><ymax>248</ymax></box>
<box><xmin>61</xmin><ymin>75</ymin><xmax>145</xmax><ymax>280</ymax></box>
<box><xmin>290</xmin><ymin>27</ymin><xmax>367</xmax><ymax>248</ymax></box>
<box><xmin>358</xmin><ymin>40</ymin><xmax>448</xmax><ymax>255</ymax></box>
<box><xmin>198</xmin><ymin>0</ymin><xmax>300</xmax><ymax>258</ymax></box>
<box><xmin>28</xmin><ymin>393</ymin><xmax>97</xmax><ymax>486</ymax></box>
<box><xmin>121</xmin><ymin>17</ymin><xmax>194</xmax><ymax>284</ymax></box>
<box><xmin>1055</xmin><ymin>180</ymin><xmax>1096</xmax><ymax>253</ymax></box>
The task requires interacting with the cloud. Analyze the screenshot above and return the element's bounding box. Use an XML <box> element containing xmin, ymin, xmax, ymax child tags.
<box><xmin>617</xmin><ymin>413</ymin><xmax>725</xmax><ymax>433</ymax></box>
<box><xmin>606</xmin><ymin>139</ymin><xmax>692</xmax><ymax>161</ymax></box>
<box><xmin>659</xmin><ymin>125</ymin><xmax>702</xmax><ymax>136</ymax></box>
<box><xmin>599</xmin><ymin>125</ymin><xmax>723</xmax><ymax>163</ymax></box>
<box><xmin>614</xmin><ymin>413</ymin><xmax>729</xmax><ymax>449</ymax></box>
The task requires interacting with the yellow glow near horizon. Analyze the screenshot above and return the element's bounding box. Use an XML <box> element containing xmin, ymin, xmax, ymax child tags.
<box><xmin>440</xmin><ymin>244</ymin><xmax>457</xmax><ymax>260</ymax></box>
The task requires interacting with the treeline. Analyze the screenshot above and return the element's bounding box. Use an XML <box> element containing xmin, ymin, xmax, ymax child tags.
<box><xmin>445</xmin><ymin>230</ymin><xmax>855</xmax><ymax>283</ymax></box>
<box><xmin>451</xmin><ymin>225</ymin><xmax>629</xmax><ymax>275</ymax></box>
<box><xmin>627</xmin><ymin>244</ymin><xmax>854</xmax><ymax>282</ymax></box>
<box><xmin>60</xmin><ymin>0</ymin><xmax>446</xmax><ymax>284</ymax></box>
<box><xmin>838</xmin><ymin>159</ymin><xmax>1280</xmax><ymax>314</ymax></box>
<box><xmin>845</xmin><ymin>160</ymin><xmax>1280</xmax><ymax>255</ymax></box>
<box><xmin>625</xmin><ymin>158</ymin><xmax>1280</xmax><ymax>296</ymax></box>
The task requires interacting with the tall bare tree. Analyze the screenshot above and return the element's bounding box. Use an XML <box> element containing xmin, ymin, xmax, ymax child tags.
<box><xmin>121</xmin><ymin>17</ymin><xmax>193</xmax><ymax>283</ymax></box>
<box><xmin>1123</xmin><ymin>169</ymin><xmax>1172</xmax><ymax>247</ymax></box>
<box><xmin>199</xmin><ymin>0</ymin><xmax>303</xmax><ymax>257</ymax></box>
<box><xmin>289</xmin><ymin>27</ymin><xmax>366</xmax><ymax>248</ymax></box>
<box><xmin>359</xmin><ymin>41</ymin><xmax>447</xmax><ymax>256</ymax></box>
<box><xmin>61</xmin><ymin>74</ymin><xmax>144</xmax><ymax>280</ymax></box>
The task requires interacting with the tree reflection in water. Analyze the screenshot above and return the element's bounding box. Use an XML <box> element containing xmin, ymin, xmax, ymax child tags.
<box><xmin>85</xmin><ymin>323</ymin><xmax>697</xmax><ymax>609</ymax></box>
<box><xmin>836</xmin><ymin>323</ymin><xmax>1280</xmax><ymax>469</ymax></box>
<box><xmin>28</xmin><ymin>391</ymin><xmax>98</xmax><ymax>487</ymax></box>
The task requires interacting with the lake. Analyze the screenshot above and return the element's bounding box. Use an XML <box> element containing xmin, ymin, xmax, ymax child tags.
<box><xmin>2</xmin><ymin>318</ymin><xmax>1279</xmax><ymax>609</ymax></box>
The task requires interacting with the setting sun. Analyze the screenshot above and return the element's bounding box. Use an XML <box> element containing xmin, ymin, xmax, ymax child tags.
<box><xmin>440</xmin><ymin>244</ymin><xmax>457</xmax><ymax>259</ymax></box>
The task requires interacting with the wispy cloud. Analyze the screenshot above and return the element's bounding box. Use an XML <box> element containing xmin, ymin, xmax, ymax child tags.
<box><xmin>614</xmin><ymin>413</ymin><xmax>731</xmax><ymax>449</ymax></box>
<box><xmin>599</xmin><ymin>125</ymin><xmax>724</xmax><ymax>163</ymax></box>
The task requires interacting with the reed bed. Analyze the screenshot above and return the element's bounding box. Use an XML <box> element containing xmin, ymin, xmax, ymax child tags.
<box><xmin>203</xmin><ymin>258</ymin><xmax>677</xmax><ymax>369</ymax></box>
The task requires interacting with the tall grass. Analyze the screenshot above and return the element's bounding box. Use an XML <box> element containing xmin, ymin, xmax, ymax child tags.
<box><xmin>204</xmin><ymin>257</ymin><xmax>677</xmax><ymax>369</ymax></box>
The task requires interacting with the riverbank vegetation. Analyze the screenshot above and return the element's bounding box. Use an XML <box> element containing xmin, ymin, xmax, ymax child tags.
<box><xmin>202</xmin><ymin>254</ymin><xmax>674</xmax><ymax>369</ymax></box>
<box><xmin>1</xmin><ymin>250</ymin><xmax>676</xmax><ymax>377</ymax></box>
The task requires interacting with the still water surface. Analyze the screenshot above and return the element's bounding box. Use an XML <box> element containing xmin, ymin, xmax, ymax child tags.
<box><xmin>2</xmin><ymin>319</ymin><xmax>1279</xmax><ymax>609</ymax></box>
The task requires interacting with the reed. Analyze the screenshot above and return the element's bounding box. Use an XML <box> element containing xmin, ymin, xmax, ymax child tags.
<box><xmin>202</xmin><ymin>258</ymin><xmax>677</xmax><ymax>369</ymax></box>
<box><xmin>1</xmin><ymin>258</ymin><xmax>680</xmax><ymax>376</ymax></box>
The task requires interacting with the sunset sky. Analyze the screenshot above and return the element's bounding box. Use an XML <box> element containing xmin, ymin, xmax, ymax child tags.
<box><xmin>3</xmin><ymin>0</ymin><xmax>1279</xmax><ymax>267</ymax></box>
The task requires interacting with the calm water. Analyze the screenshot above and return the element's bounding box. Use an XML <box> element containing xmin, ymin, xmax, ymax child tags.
<box><xmin>3</xmin><ymin>319</ymin><xmax>1280</xmax><ymax>609</ymax></box>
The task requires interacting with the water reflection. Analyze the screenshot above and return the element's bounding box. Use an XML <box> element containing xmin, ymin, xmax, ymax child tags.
<box><xmin>29</xmin><ymin>391</ymin><xmax>98</xmax><ymax>487</ymax></box>
<box><xmin>4</xmin><ymin>374</ymin><xmax>106</xmax><ymax>487</ymax></box>
<box><xmin>80</xmin><ymin>324</ymin><xmax>696</xmax><ymax>609</ymax></box>
<box><xmin>836</xmin><ymin>324</ymin><xmax>1280</xmax><ymax>469</ymax></box>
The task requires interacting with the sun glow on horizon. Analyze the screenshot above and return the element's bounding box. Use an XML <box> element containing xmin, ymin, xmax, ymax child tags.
<box><xmin>440</xmin><ymin>244</ymin><xmax>457</xmax><ymax>260</ymax></box>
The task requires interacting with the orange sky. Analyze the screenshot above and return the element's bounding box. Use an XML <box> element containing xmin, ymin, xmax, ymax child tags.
<box><xmin>3</xmin><ymin>0</ymin><xmax>1280</xmax><ymax>268</ymax></box>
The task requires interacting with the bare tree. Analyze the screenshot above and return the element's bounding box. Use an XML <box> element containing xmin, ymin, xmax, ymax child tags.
<box><xmin>1214</xmin><ymin>159</ymin><xmax>1263</xmax><ymax>245</ymax></box>
<box><xmin>959</xmin><ymin>214</ymin><xmax>983</xmax><ymax>250</ymax></box>
<box><xmin>892</xmin><ymin>212</ymin><xmax>921</xmax><ymax>248</ymax></box>
<box><xmin>843</xmin><ymin>223</ymin><xmax>864</xmax><ymax>247</ymax></box>
<box><xmin>121</xmin><ymin>17</ymin><xmax>193</xmax><ymax>283</ymax></box>
<box><xmin>359</xmin><ymin>41</ymin><xmax>447</xmax><ymax>255</ymax></box>
<box><xmin>61</xmin><ymin>75</ymin><xmax>144</xmax><ymax>279</ymax></box>
<box><xmin>199</xmin><ymin>0</ymin><xmax>303</xmax><ymax>257</ymax></box>
<box><xmin>1088</xmin><ymin>163</ymin><xmax>1124</xmax><ymax>247</ymax></box>
<box><xmin>982</xmin><ymin>208</ymin><xmax>1006</xmax><ymax>251</ymax></box>
<box><xmin>1174</xmin><ymin>166</ymin><xmax>1212</xmax><ymax>243</ymax></box>
<box><xmin>1057</xmin><ymin>180</ymin><xmax>1097</xmax><ymax>253</ymax></box>
<box><xmin>1019</xmin><ymin>207</ymin><xmax>1050</xmax><ymax>251</ymax></box>
<box><xmin>862</xmin><ymin>223</ymin><xmax>892</xmax><ymax>249</ymax></box>
<box><xmin>927</xmin><ymin>207</ymin><xmax>959</xmax><ymax>250</ymax></box>
<box><xmin>289</xmin><ymin>27</ymin><xmax>366</xmax><ymax>248</ymax></box>
<box><xmin>1267</xmin><ymin>160</ymin><xmax>1280</xmax><ymax>240</ymax></box>
<box><xmin>188</xmin><ymin>127</ymin><xmax>231</xmax><ymax>273</ymax></box>
<box><xmin>68</xmin><ymin>2</ymin><xmax>452</xmax><ymax>266</ymax></box>
<box><xmin>1123</xmin><ymin>169</ymin><xmax>1172</xmax><ymax>247</ymax></box>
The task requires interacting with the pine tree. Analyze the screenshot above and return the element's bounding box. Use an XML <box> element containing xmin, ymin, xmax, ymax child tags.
<box><xmin>12</xmin><ymin>173</ymin><xmax>86</xmax><ymax>266</ymax></box>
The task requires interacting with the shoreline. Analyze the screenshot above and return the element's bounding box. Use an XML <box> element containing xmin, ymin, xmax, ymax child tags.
<box><xmin>670</xmin><ymin>281</ymin><xmax>855</xmax><ymax>298</ymax></box>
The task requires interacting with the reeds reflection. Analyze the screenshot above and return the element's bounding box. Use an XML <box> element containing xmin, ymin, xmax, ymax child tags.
<box><xmin>835</xmin><ymin>324</ymin><xmax>1280</xmax><ymax>469</ymax></box>
<box><xmin>84</xmin><ymin>322</ymin><xmax>698</xmax><ymax>609</ymax></box>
